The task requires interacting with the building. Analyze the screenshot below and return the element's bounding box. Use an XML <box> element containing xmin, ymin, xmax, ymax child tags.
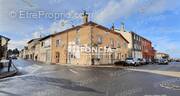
<box><xmin>0</xmin><ymin>35</ymin><xmax>10</xmax><ymax>59</ymax></box>
<box><xmin>38</xmin><ymin>35</ymin><xmax>52</xmax><ymax>63</ymax></box>
<box><xmin>50</xmin><ymin>12</ymin><xmax>129</xmax><ymax>65</ymax></box>
<box><xmin>115</xmin><ymin>23</ymin><xmax>155</xmax><ymax>60</ymax></box>
<box><xmin>155</xmin><ymin>52</ymin><xmax>169</xmax><ymax>60</ymax></box>
<box><xmin>115</xmin><ymin>27</ymin><xmax>142</xmax><ymax>59</ymax></box>
<box><xmin>141</xmin><ymin>37</ymin><xmax>156</xmax><ymax>61</ymax></box>
<box><xmin>21</xmin><ymin>12</ymin><xmax>148</xmax><ymax>65</ymax></box>
<box><xmin>26</xmin><ymin>38</ymin><xmax>41</xmax><ymax>60</ymax></box>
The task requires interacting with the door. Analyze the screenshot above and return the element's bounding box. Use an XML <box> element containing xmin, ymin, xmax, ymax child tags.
<box><xmin>55</xmin><ymin>52</ymin><xmax>60</xmax><ymax>63</ymax></box>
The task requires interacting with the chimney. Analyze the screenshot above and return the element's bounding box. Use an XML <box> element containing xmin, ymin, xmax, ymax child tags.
<box><xmin>120</xmin><ymin>22</ymin><xmax>125</xmax><ymax>32</ymax></box>
<box><xmin>82</xmin><ymin>10</ymin><xmax>88</xmax><ymax>23</ymax></box>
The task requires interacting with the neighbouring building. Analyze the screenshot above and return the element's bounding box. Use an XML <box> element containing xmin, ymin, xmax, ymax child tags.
<box><xmin>26</xmin><ymin>38</ymin><xmax>41</xmax><ymax>60</ymax></box>
<box><xmin>115</xmin><ymin>25</ymin><xmax>142</xmax><ymax>59</ymax></box>
<box><xmin>0</xmin><ymin>35</ymin><xmax>10</xmax><ymax>59</ymax></box>
<box><xmin>51</xmin><ymin>12</ymin><xmax>129</xmax><ymax>65</ymax></box>
<box><xmin>38</xmin><ymin>35</ymin><xmax>52</xmax><ymax>63</ymax></box>
<box><xmin>115</xmin><ymin>23</ymin><xmax>155</xmax><ymax>60</ymax></box>
<box><xmin>141</xmin><ymin>37</ymin><xmax>156</xmax><ymax>61</ymax></box>
<box><xmin>155</xmin><ymin>52</ymin><xmax>169</xmax><ymax>60</ymax></box>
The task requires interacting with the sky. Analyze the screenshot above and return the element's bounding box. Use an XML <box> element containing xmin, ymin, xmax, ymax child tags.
<box><xmin>0</xmin><ymin>0</ymin><xmax>180</xmax><ymax>58</ymax></box>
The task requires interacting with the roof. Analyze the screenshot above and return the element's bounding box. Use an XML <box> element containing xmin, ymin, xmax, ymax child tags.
<box><xmin>0</xmin><ymin>35</ymin><xmax>10</xmax><ymax>41</ymax></box>
<box><xmin>52</xmin><ymin>21</ymin><xmax>129</xmax><ymax>43</ymax></box>
<box><xmin>27</xmin><ymin>38</ymin><xmax>42</xmax><ymax>44</ymax></box>
<box><xmin>130</xmin><ymin>31</ymin><xmax>152</xmax><ymax>43</ymax></box>
<box><xmin>39</xmin><ymin>35</ymin><xmax>52</xmax><ymax>41</ymax></box>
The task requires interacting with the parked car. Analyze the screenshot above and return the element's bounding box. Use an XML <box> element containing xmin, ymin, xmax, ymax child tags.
<box><xmin>152</xmin><ymin>59</ymin><xmax>159</xmax><ymax>63</ymax></box>
<box><xmin>158</xmin><ymin>59</ymin><xmax>168</xmax><ymax>65</ymax></box>
<box><xmin>145</xmin><ymin>59</ymin><xmax>152</xmax><ymax>64</ymax></box>
<box><xmin>10</xmin><ymin>55</ymin><xmax>17</xmax><ymax>59</ymax></box>
<box><xmin>125</xmin><ymin>58</ymin><xmax>140</xmax><ymax>66</ymax></box>
<box><xmin>114</xmin><ymin>60</ymin><xmax>126</xmax><ymax>66</ymax></box>
<box><xmin>138</xmin><ymin>58</ymin><xmax>146</xmax><ymax>65</ymax></box>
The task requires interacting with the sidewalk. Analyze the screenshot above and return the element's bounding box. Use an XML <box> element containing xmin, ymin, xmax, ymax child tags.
<box><xmin>0</xmin><ymin>61</ymin><xmax>18</xmax><ymax>79</ymax></box>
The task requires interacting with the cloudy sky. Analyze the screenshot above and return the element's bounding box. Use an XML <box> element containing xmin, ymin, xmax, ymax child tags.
<box><xmin>0</xmin><ymin>0</ymin><xmax>180</xmax><ymax>58</ymax></box>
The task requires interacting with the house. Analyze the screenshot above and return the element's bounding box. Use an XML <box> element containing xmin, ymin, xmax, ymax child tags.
<box><xmin>51</xmin><ymin>12</ymin><xmax>129</xmax><ymax>65</ymax></box>
<box><xmin>0</xmin><ymin>35</ymin><xmax>10</xmax><ymax>59</ymax></box>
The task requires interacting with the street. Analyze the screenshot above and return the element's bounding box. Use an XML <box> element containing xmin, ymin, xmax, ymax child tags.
<box><xmin>0</xmin><ymin>59</ymin><xmax>180</xmax><ymax>96</ymax></box>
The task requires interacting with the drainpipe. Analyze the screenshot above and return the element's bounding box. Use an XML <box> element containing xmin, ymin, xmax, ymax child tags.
<box><xmin>66</xmin><ymin>30</ymin><xmax>69</xmax><ymax>64</ymax></box>
<box><xmin>90</xmin><ymin>26</ymin><xmax>93</xmax><ymax>65</ymax></box>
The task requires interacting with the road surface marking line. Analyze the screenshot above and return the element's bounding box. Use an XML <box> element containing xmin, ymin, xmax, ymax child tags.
<box><xmin>126</xmin><ymin>68</ymin><xmax>180</xmax><ymax>78</ymax></box>
<box><xmin>69</xmin><ymin>69</ymin><xmax>79</xmax><ymax>74</ymax></box>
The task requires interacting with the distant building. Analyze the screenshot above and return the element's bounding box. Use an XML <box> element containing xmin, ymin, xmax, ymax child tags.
<box><xmin>0</xmin><ymin>35</ymin><xmax>10</xmax><ymax>59</ymax></box>
<box><xmin>26</xmin><ymin>38</ymin><xmax>42</xmax><ymax>60</ymax></box>
<box><xmin>141</xmin><ymin>38</ymin><xmax>156</xmax><ymax>61</ymax></box>
<box><xmin>155</xmin><ymin>52</ymin><xmax>169</xmax><ymax>60</ymax></box>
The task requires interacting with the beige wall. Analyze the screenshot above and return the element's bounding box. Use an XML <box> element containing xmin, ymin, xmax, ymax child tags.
<box><xmin>38</xmin><ymin>37</ymin><xmax>52</xmax><ymax>63</ymax></box>
<box><xmin>51</xmin><ymin>25</ymin><xmax>91</xmax><ymax>65</ymax></box>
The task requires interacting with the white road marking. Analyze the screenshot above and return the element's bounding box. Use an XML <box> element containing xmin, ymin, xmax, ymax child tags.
<box><xmin>127</xmin><ymin>68</ymin><xmax>180</xmax><ymax>78</ymax></box>
<box><xmin>69</xmin><ymin>69</ymin><xmax>79</xmax><ymax>74</ymax></box>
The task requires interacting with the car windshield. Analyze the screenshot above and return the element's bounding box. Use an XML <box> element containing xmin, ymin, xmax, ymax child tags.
<box><xmin>138</xmin><ymin>58</ymin><xmax>142</xmax><ymax>61</ymax></box>
<box><xmin>126</xmin><ymin>58</ymin><xmax>133</xmax><ymax>60</ymax></box>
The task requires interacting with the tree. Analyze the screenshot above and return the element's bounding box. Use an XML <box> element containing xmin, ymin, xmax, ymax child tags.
<box><xmin>12</xmin><ymin>48</ymin><xmax>19</xmax><ymax>55</ymax></box>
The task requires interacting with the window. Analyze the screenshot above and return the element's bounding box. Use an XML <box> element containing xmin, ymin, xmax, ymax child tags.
<box><xmin>75</xmin><ymin>37</ymin><xmax>80</xmax><ymax>45</ymax></box>
<box><xmin>117</xmin><ymin>41</ymin><xmax>121</xmax><ymax>48</ymax></box>
<box><xmin>110</xmin><ymin>38</ymin><xmax>114</xmax><ymax>48</ymax></box>
<box><xmin>105</xmin><ymin>31</ymin><xmax>109</xmax><ymax>35</ymax></box>
<box><xmin>41</xmin><ymin>42</ymin><xmax>44</xmax><ymax>47</ymax></box>
<box><xmin>56</xmin><ymin>39</ymin><xmax>61</xmax><ymax>47</ymax></box>
<box><xmin>97</xmin><ymin>36</ymin><xmax>103</xmax><ymax>44</ymax></box>
<box><xmin>124</xmin><ymin>42</ymin><xmax>127</xmax><ymax>48</ymax></box>
<box><xmin>134</xmin><ymin>35</ymin><xmax>136</xmax><ymax>40</ymax></box>
<box><xmin>76</xmin><ymin>28</ymin><xmax>80</xmax><ymax>33</ymax></box>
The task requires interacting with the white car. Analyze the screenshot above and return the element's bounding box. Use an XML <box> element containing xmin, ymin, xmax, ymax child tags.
<box><xmin>158</xmin><ymin>59</ymin><xmax>168</xmax><ymax>65</ymax></box>
<box><xmin>125</xmin><ymin>58</ymin><xmax>140</xmax><ymax>66</ymax></box>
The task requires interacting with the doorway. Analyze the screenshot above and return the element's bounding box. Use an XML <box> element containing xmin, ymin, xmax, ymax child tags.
<box><xmin>55</xmin><ymin>52</ymin><xmax>60</xmax><ymax>63</ymax></box>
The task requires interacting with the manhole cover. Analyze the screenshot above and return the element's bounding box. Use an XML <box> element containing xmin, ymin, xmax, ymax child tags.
<box><xmin>160</xmin><ymin>78</ymin><xmax>180</xmax><ymax>90</ymax></box>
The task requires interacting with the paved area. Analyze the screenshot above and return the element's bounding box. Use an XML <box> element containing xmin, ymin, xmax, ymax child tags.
<box><xmin>0</xmin><ymin>59</ymin><xmax>180</xmax><ymax>96</ymax></box>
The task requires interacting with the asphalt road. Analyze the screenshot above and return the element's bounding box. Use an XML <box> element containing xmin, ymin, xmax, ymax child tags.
<box><xmin>0</xmin><ymin>59</ymin><xmax>180</xmax><ymax>96</ymax></box>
